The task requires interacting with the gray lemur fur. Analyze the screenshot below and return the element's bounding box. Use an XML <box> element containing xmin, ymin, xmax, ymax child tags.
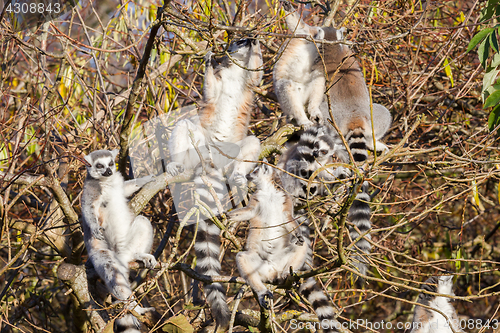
<box><xmin>411</xmin><ymin>276</ymin><xmax>464</xmax><ymax>333</ymax></box>
<box><xmin>81</xmin><ymin>149</ymin><xmax>157</xmax><ymax>333</ymax></box>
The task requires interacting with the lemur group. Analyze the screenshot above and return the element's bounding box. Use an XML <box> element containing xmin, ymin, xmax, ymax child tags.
<box><xmin>80</xmin><ymin>2</ymin><xmax>464</xmax><ymax>332</ymax></box>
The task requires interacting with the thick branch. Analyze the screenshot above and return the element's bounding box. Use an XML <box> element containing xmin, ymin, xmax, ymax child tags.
<box><xmin>118</xmin><ymin>1</ymin><xmax>172</xmax><ymax>176</ymax></box>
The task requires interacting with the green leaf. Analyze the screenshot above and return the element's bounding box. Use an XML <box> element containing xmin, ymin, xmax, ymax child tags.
<box><xmin>490</xmin><ymin>30</ymin><xmax>499</xmax><ymax>53</ymax></box>
<box><xmin>455</xmin><ymin>248</ymin><xmax>462</xmax><ymax>271</ymax></box>
<box><xmin>162</xmin><ymin>315</ymin><xmax>194</xmax><ymax>333</ymax></box>
<box><xmin>483</xmin><ymin>68</ymin><xmax>500</xmax><ymax>97</ymax></box>
<box><xmin>490</xmin><ymin>51</ymin><xmax>500</xmax><ymax>68</ymax></box>
<box><xmin>479</xmin><ymin>36</ymin><xmax>491</xmax><ymax>68</ymax></box>
<box><xmin>467</xmin><ymin>27</ymin><xmax>494</xmax><ymax>53</ymax></box>
<box><xmin>484</xmin><ymin>89</ymin><xmax>500</xmax><ymax>108</ymax></box>
<box><xmin>481</xmin><ymin>0</ymin><xmax>500</xmax><ymax>21</ymax></box>
<box><xmin>488</xmin><ymin>104</ymin><xmax>500</xmax><ymax>131</ymax></box>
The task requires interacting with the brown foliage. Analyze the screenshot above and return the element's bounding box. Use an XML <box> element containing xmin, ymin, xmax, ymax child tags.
<box><xmin>0</xmin><ymin>0</ymin><xmax>499</xmax><ymax>332</ymax></box>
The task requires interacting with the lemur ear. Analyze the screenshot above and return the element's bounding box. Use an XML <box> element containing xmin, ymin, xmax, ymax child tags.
<box><xmin>336</xmin><ymin>27</ymin><xmax>346</xmax><ymax>41</ymax></box>
<box><xmin>83</xmin><ymin>154</ymin><xmax>92</xmax><ymax>165</ymax></box>
<box><xmin>110</xmin><ymin>149</ymin><xmax>119</xmax><ymax>159</ymax></box>
<box><xmin>315</xmin><ymin>28</ymin><xmax>325</xmax><ymax>40</ymax></box>
<box><xmin>262</xmin><ymin>159</ymin><xmax>273</xmax><ymax>174</ymax></box>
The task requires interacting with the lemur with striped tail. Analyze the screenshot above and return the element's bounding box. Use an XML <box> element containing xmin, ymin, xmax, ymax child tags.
<box><xmin>275</xmin><ymin>1</ymin><xmax>392</xmax><ymax>278</ymax></box>
<box><xmin>166</xmin><ymin>38</ymin><xmax>263</xmax><ymax>328</ymax></box>
<box><xmin>229</xmin><ymin>162</ymin><xmax>341</xmax><ymax>332</ymax></box>
<box><xmin>81</xmin><ymin>149</ymin><xmax>157</xmax><ymax>333</ymax></box>
<box><xmin>274</xmin><ymin>1</ymin><xmax>391</xmax><ymax>161</ymax></box>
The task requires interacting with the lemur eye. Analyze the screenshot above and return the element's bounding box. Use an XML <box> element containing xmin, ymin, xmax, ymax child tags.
<box><xmin>320</xmin><ymin>149</ymin><xmax>328</xmax><ymax>155</ymax></box>
<box><xmin>300</xmin><ymin>169</ymin><xmax>308</xmax><ymax>177</ymax></box>
<box><xmin>314</xmin><ymin>142</ymin><xmax>320</xmax><ymax>148</ymax></box>
<box><xmin>108</xmin><ymin>161</ymin><xmax>114</xmax><ymax>167</ymax></box>
<box><xmin>96</xmin><ymin>163</ymin><xmax>104</xmax><ymax>169</ymax></box>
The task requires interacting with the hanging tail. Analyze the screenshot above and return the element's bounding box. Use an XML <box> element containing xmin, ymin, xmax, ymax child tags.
<box><xmin>193</xmin><ymin>165</ymin><xmax>231</xmax><ymax>327</ymax></box>
<box><xmin>88</xmin><ymin>248</ymin><xmax>142</xmax><ymax>333</ymax></box>
<box><xmin>297</xmin><ymin>217</ymin><xmax>339</xmax><ymax>333</ymax></box>
<box><xmin>347</xmin><ymin>181</ymin><xmax>372</xmax><ymax>277</ymax></box>
<box><xmin>299</xmin><ymin>277</ymin><xmax>340</xmax><ymax>333</ymax></box>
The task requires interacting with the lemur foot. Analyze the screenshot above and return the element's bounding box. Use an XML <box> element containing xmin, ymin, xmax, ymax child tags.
<box><xmin>258</xmin><ymin>290</ymin><xmax>273</xmax><ymax>310</ymax></box>
<box><xmin>230</xmin><ymin>173</ymin><xmax>247</xmax><ymax>186</ymax></box>
<box><xmin>309</xmin><ymin>108</ymin><xmax>324</xmax><ymax>124</ymax></box>
<box><xmin>138</xmin><ymin>254</ymin><xmax>157</xmax><ymax>269</ymax></box>
<box><xmin>291</xmin><ymin>232</ymin><xmax>304</xmax><ymax>246</ymax></box>
<box><xmin>135</xmin><ymin>305</ymin><xmax>156</xmax><ymax>315</ymax></box>
<box><xmin>166</xmin><ymin>162</ymin><xmax>184</xmax><ymax>176</ymax></box>
<box><xmin>301</xmin><ymin>120</ymin><xmax>315</xmax><ymax>129</ymax></box>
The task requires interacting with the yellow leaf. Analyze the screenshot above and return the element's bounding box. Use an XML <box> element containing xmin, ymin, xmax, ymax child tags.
<box><xmin>162</xmin><ymin>315</ymin><xmax>194</xmax><ymax>333</ymax></box>
<box><xmin>472</xmin><ymin>179</ymin><xmax>485</xmax><ymax>211</ymax></box>
<box><xmin>443</xmin><ymin>58</ymin><xmax>454</xmax><ymax>87</ymax></box>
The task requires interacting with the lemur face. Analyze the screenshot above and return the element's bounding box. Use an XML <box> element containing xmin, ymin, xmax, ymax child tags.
<box><xmin>228</xmin><ymin>38</ymin><xmax>258</xmax><ymax>61</ymax></box>
<box><xmin>84</xmin><ymin>149</ymin><xmax>119</xmax><ymax>180</ymax></box>
<box><xmin>437</xmin><ymin>275</ymin><xmax>454</xmax><ymax>296</ymax></box>
<box><xmin>246</xmin><ymin>159</ymin><xmax>273</xmax><ymax>184</ymax></box>
<box><xmin>312</xmin><ymin>139</ymin><xmax>331</xmax><ymax>162</ymax></box>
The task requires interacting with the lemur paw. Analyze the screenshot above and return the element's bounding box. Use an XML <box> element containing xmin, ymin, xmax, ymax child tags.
<box><xmin>292</xmin><ymin>233</ymin><xmax>305</xmax><ymax>246</ymax></box>
<box><xmin>143</xmin><ymin>174</ymin><xmax>155</xmax><ymax>183</ymax></box>
<box><xmin>141</xmin><ymin>254</ymin><xmax>157</xmax><ymax>269</ymax></box>
<box><xmin>166</xmin><ymin>162</ymin><xmax>184</xmax><ymax>176</ymax></box>
<box><xmin>334</xmin><ymin>166</ymin><xmax>351</xmax><ymax>180</ymax></box>
<box><xmin>301</xmin><ymin>120</ymin><xmax>315</xmax><ymax>129</ymax></box>
<box><xmin>258</xmin><ymin>290</ymin><xmax>273</xmax><ymax>310</ymax></box>
<box><xmin>230</xmin><ymin>173</ymin><xmax>247</xmax><ymax>186</ymax></box>
<box><xmin>92</xmin><ymin>227</ymin><xmax>105</xmax><ymax>240</ymax></box>
<box><xmin>309</xmin><ymin>109</ymin><xmax>323</xmax><ymax>124</ymax></box>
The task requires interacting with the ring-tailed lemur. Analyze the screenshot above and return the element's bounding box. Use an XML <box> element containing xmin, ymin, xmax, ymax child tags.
<box><xmin>166</xmin><ymin>38</ymin><xmax>263</xmax><ymax>328</ymax></box>
<box><xmin>229</xmin><ymin>162</ymin><xmax>340</xmax><ymax>333</ymax></box>
<box><xmin>81</xmin><ymin>149</ymin><xmax>157</xmax><ymax>333</ymax></box>
<box><xmin>279</xmin><ymin>124</ymin><xmax>372</xmax><ymax>277</ymax></box>
<box><xmin>274</xmin><ymin>1</ymin><xmax>391</xmax><ymax>163</ymax></box>
<box><xmin>167</xmin><ymin>38</ymin><xmax>263</xmax><ymax>185</ymax></box>
<box><xmin>411</xmin><ymin>276</ymin><xmax>464</xmax><ymax>333</ymax></box>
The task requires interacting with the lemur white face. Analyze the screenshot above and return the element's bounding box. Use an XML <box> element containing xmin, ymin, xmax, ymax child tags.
<box><xmin>246</xmin><ymin>159</ymin><xmax>273</xmax><ymax>184</ymax></box>
<box><xmin>437</xmin><ymin>275</ymin><xmax>454</xmax><ymax>296</ymax></box>
<box><xmin>312</xmin><ymin>139</ymin><xmax>332</xmax><ymax>163</ymax></box>
<box><xmin>227</xmin><ymin>38</ymin><xmax>255</xmax><ymax>61</ymax></box>
<box><xmin>84</xmin><ymin>149</ymin><xmax>119</xmax><ymax>180</ymax></box>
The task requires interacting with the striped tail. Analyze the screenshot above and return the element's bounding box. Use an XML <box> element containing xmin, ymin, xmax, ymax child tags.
<box><xmin>193</xmin><ymin>165</ymin><xmax>231</xmax><ymax>328</ymax></box>
<box><xmin>87</xmin><ymin>249</ymin><xmax>142</xmax><ymax>333</ymax></box>
<box><xmin>347</xmin><ymin>181</ymin><xmax>372</xmax><ymax>277</ymax></box>
<box><xmin>297</xmin><ymin>218</ymin><xmax>339</xmax><ymax>332</ymax></box>
<box><xmin>346</xmin><ymin>128</ymin><xmax>368</xmax><ymax>163</ymax></box>
<box><xmin>299</xmin><ymin>277</ymin><xmax>340</xmax><ymax>333</ymax></box>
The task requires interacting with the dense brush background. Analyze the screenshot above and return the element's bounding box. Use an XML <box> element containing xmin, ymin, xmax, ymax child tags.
<box><xmin>1</xmin><ymin>0</ymin><xmax>499</xmax><ymax>332</ymax></box>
